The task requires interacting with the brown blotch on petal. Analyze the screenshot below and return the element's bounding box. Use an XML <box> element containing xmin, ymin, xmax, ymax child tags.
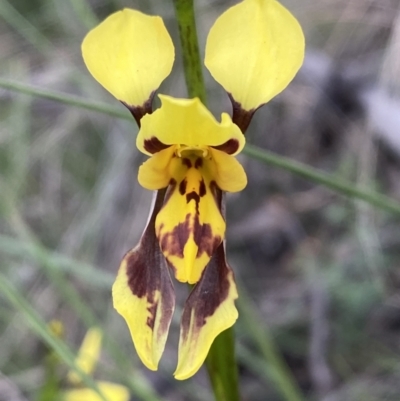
<box><xmin>186</xmin><ymin>191</ymin><xmax>200</xmax><ymax>204</ymax></box>
<box><xmin>199</xmin><ymin>180</ymin><xmax>206</xmax><ymax>197</ymax></box>
<box><xmin>193</xmin><ymin>215</ymin><xmax>222</xmax><ymax>258</ymax></box>
<box><xmin>143</xmin><ymin>136</ymin><xmax>170</xmax><ymax>154</ymax></box>
<box><xmin>182</xmin><ymin>158</ymin><xmax>192</xmax><ymax>168</ymax></box>
<box><xmin>121</xmin><ymin>91</ymin><xmax>155</xmax><ymax>127</ymax></box>
<box><xmin>228</xmin><ymin>93</ymin><xmax>259</xmax><ymax>135</ymax></box>
<box><xmin>125</xmin><ymin>188</ymin><xmax>175</xmax><ymax>332</ymax></box>
<box><xmin>146</xmin><ymin>302</ymin><xmax>158</xmax><ymax>329</ymax></box>
<box><xmin>180</xmin><ymin>244</ymin><xmax>232</xmax><ymax>341</ymax></box>
<box><xmin>179</xmin><ymin>179</ymin><xmax>187</xmax><ymax>196</ymax></box>
<box><xmin>194</xmin><ymin>158</ymin><xmax>203</xmax><ymax>168</ymax></box>
<box><xmin>212</xmin><ymin>139</ymin><xmax>240</xmax><ymax>155</ymax></box>
<box><xmin>159</xmin><ymin>214</ymin><xmax>191</xmax><ymax>259</ymax></box>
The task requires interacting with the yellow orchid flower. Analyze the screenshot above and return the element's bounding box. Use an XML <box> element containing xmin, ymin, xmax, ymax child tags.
<box><xmin>137</xmin><ymin>95</ymin><xmax>246</xmax><ymax>284</ymax></box>
<box><xmin>81</xmin><ymin>0</ymin><xmax>304</xmax><ymax>380</ymax></box>
<box><xmin>62</xmin><ymin>328</ymin><xmax>130</xmax><ymax>401</ymax></box>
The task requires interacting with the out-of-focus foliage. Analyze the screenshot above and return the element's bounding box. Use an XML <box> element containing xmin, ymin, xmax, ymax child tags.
<box><xmin>1</xmin><ymin>0</ymin><xmax>400</xmax><ymax>400</ymax></box>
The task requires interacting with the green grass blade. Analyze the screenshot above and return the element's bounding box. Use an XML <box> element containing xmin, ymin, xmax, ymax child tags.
<box><xmin>0</xmin><ymin>274</ymin><xmax>109</xmax><ymax>401</ymax></box>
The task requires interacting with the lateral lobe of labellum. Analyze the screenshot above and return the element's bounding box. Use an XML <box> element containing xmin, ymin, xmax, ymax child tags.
<box><xmin>112</xmin><ymin>188</ymin><xmax>175</xmax><ymax>370</ymax></box>
<box><xmin>174</xmin><ymin>243</ymin><xmax>239</xmax><ymax>380</ymax></box>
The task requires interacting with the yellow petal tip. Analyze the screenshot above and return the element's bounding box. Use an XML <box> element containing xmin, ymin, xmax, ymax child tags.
<box><xmin>82</xmin><ymin>8</ymin><xmax>174</xmax><ymax>107</ymax></box>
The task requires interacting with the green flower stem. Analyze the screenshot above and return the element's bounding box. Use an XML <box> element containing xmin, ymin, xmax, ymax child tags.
<box><xmin>172</xmin><ymin>0</ymin><xmax>239</xmax><ymax>399</ymax></box>
<box><xmin>173</xmin><ymin>0</ymin><xmax>207</xmax><ymax>104</ymax></box>
<box><xmin>238</xmin><ymin>284</ymin><xmax>306</xmax><ymax>401</ymax></box>
<box><xmin>2</xmin><ymin>78</ymin><xmax>400</xmax><ymax>216</ymax></box>
<box><xmin>205</xmin><ymin>328</ymin><xmax>240</xmax><ymax>401</ymax></box>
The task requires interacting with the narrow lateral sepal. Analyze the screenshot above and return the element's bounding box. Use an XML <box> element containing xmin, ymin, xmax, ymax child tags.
<box><xmin>112</xmin><ymin>189</ymin><xmax>175</xmax><ymax>370</ymax></box>
<box><xmin>174</xmin><ymin>243</ymin><xmax>238</xmax><ymax>380</ymax></box>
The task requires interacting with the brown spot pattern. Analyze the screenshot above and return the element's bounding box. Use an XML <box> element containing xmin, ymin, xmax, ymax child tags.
<box><xmin>120</xmin><ymin>91</ymin><xmax>154</xmax><ymax>127</ymax></box>
<box><xmin>179</xmin><ymin>179</ymin><xmax>187</xmax><ymax>195</ymax></box>
<box><xmin>182</xmin><ymin>158</ymin><xmax>192</xmax><ymax>168</ymax></box>
<box><xmin>199</xmin><ymin>180</ymin><xmax>206</xmax><ymax>197</ymax></box>
<box><xmin>228</xmin><ymin>93</ymin><xmax>258</xmax><ymax>134</ymax></box>
<box><xmin>193</xmin><ymin>220</ymin><xmax>221</xmax><ymax>259</ymax></box>
<box><xmin>212</xmin><ymin>139</ymin><xmax>240</xmax><ymax>155</ymax></box>
<box><xmin>180</xmin><ymin>244</ymin><xmax>233</xmax><ymax>341</ymax></box>
<box><xmin>158</xmin><ymin>159</ymin><xmax>224</xmax><ymax>273</ymax></box>
<box><xmin>143</xmin><ymin>136</ymin><xmax>170</xmax><ymax>154</ymax></box>
<box><xmin>124</xmin><ymin>188</ymin><xmax>175</xmax><ymax>333</ymax></box>
<box><xmin>194</xmin><ymin>157</ymin><xmax>203</xmax><ymax>168</ymax></box>
<box><xmin>186</xmin><ymin>191</ymin><xmax>200</xmax><ymax>204</ymax></box>
<box><xmin>159</xmin><ymin>214</ymin><xmax>191</xmax><ymax>258</ymax></box>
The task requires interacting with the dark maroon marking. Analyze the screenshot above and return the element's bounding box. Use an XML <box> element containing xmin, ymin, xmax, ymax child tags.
<box><xmin>228</xmin><ymin>93</ymin><xmax>258</xmax><ymax>135</ymax></box>
<box><xmin>146</xmin><ymin>302</ymin><xmax>158</xmax><ymax>328</ymax></box>
<box><xmin>124</xmin><ymin>188</ymin><xmax>175</xmax><ymax>331</ymax></box>
<box><xmin>143</xmin><ymin>136</ymin><xmax>170</xmax><ymax>154</ymax></box>
<box><xmin>212</xmin><ymin>139</ymin><xmax>240</xmax><ymax>155</ymax></box>
<box><xmin>194</xmin><ymin>157</ymin><xmax>203</xmax><ymax>168</ymax></box>
<box><xmin>192</xmin><ymin>213</ymin><xmax>222</xmax><ymax>259</ymax></box>
<box><xmin>199</xmin><ymin>180</ymin><xmax>206</xmax><ymax>197</ymax></box>
<box><xmin>158</xmin><ymin>174</ymin><xmax>224</xmax><ymax>274</ymax></box>
<box><xmin>180</xmin><ymin>244</ymin><xmax>233</xmax><ymax>341</ymax></box>
<box><xmin>182</xmin><ymin>158</ymin><xmax>192</xmax><ymax>168</ymax></box>
<box><xmin>159</xmin><ymin>214</ymin><xmax>191</xmax><ymax>258</ymax></box>
<box><xmin>179</xmin><ymin>179</ymin><xmax>187</xmax><ymax>196</ymax></box>
<box><xmin>186</xmin><ymin>191</ymin><xmax>200</xmax><ymax>204</ymax></box>
<box><xmin>120</xmin><ymin>91</ymin><xmax>155</xmax><ymax>127</ymax></box>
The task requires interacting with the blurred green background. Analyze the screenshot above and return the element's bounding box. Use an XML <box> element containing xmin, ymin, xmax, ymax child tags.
<box><xmin>1</xmin><ymin>0</ymin><xmax>400</xmax><ymax>400</ymax></box>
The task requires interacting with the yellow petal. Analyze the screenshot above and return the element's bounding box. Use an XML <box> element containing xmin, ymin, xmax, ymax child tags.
<box><xmin>82</xmin><ymin>9</ymin><xmax>174</xmax><ymax>107</ymax></box>
<box><xmin>67</xmin><ymin>327</ymin><xmax>102</xmax><ymax>385</ymax></box>
<box><xmin>205</xmin><ymin>0</ymin><xmax>305</xmax><ymax>111</ymax></box>
<box><xmin>156</xmin><ymin>155</ymin><xmax>225</xmax><ymax>284</ymax></box>
<box><xmin>174</xmin><ymin>244</ymin><xmax>239</xmax><ymax>380</ymax></box>
<box><xmin>209</xmin><ymin>148</ymin><xmax>247</xmax><ymax>192</ymax></box>
<box><xmin>137</xmin><ymin>95</ymin><xmax>245</xmax><ymax>156</ymax></box>
<box><xmin>138</xmin><ymin>146</ymin><xmax>175</xmax><ymax>190</ymax></box>
<box><xmin>62</xmin><ymin>381</ymin><xmax>130</xmax><ymax>401</ymax></box>
<box><xmin>112</xmin><ymin>190</ymin><xmax>175</xmax><ymax>371</ymax></box>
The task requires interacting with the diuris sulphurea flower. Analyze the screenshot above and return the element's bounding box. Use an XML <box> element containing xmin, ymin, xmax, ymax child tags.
<box><xmin>82</xmin><ymin>0</ymin><xmax>304</xmax><ymax>380</ymax></box>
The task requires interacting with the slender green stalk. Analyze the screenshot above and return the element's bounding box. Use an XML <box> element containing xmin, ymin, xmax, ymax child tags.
<box><xmin>244</xmin><ymin>144</ymin><xmax>400</xmax><ymax>216</ymax></box>
<box><xmin>173</xmin><ymin>0</ymin><xmax>207</xmax><ymax>104</ymax></box>
<box><xmin>205</xmin><ymin>328</ymin><xmax>240</xmax><ymax>401</ymax></box>
<box><xmin>172</xmin><ymin>1</ymin><xmax>239</xmax><ymax>400</ymax></box>
<box><xmin>2</xmin><ymin>78</ymin><xmax>400</xmax><ymax>216</ymax></box>
<box><xmin>238</xmin><ymin>285</ymin><xmax>305</xmax><ymax>401</ymax></box>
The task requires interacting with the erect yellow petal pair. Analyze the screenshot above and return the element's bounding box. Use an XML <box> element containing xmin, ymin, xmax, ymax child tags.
<box><xmin>81</xmin><ymin>0</ymin><xmax>304</xmax><ymax>127</ymax></box>
<box><xmin>81</xmin><ymin>0</ymin><xmax>304</xmax><ymax>380</ymax></box>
